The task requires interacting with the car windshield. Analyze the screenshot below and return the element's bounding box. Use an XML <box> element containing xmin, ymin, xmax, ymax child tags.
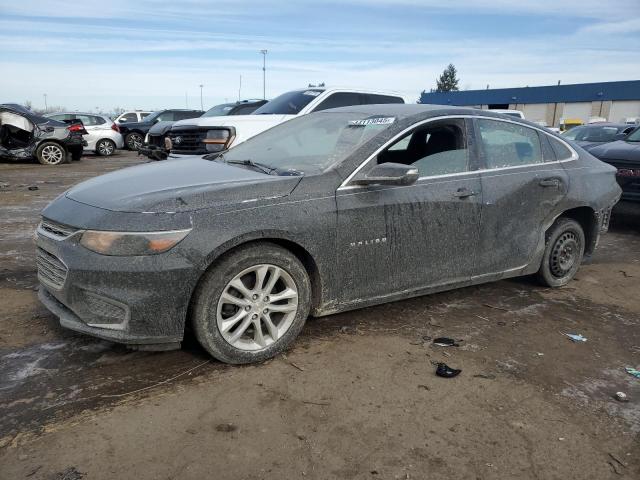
<box><xmin>202</xmin><ymin>103</ymin><xmax>236</xmax><ymax>117</ymax></box>
<box><xmin>220</xmin><ymin>112</ymin><xmax>397</xmax><ymax>174</ymax></box>
<box><xmin>626</xmin><ymin>128</ymin><xmax>640</xmax><ymax>142</ymax></box>
<box><xmin>252</xmin><ymin>90</ymin><xmax>324</xmax><ymax>115</ymax></box>
<box><xmin>563</xmin><ymin>125</ymin><xmax>620</xmax><ymax>142</ymax></box>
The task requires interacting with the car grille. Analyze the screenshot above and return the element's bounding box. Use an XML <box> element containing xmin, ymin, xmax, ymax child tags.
<box><xmin>36</xmin><ymin>247</ymin><xmax>68</xmax><ymax>289</ymax></box>
<box><xmin>168</xmin><ymin>128</ymin><xmax>208</xmax><ymax>154</ymax></box>
<box><xmin>40</xmin><ymin>218</ymin><xmax>78</xmax><ymax>239</ymax></box>
<box><xmin>147</xmin><ymin>133</ymin><xmax>165</xmax><ymax>148</ymax></box>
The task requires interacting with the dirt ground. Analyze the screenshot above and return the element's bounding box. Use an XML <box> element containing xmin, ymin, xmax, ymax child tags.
<box><xmin>1</xmin><ymin>151</ymin><xmax>639</xmax><ymax>479</ymax></box>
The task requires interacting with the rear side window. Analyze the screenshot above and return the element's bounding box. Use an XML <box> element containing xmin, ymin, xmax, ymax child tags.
<box><xmin>313</xmin><ymin>92</ymin><xmax>363</xmax><ymax>112</ymax></box>
<box><xmin>119</xmin><ymin>113</ymin><xmax>138</xmax><ymax>122</ymax></box>
<box><xmin>364</xmin><ymin>94</ymin><xmax>404</xmax><ymax>105</ymax></box>
<box><xmin>477</xmin><ymin>119</ymin><xmax>543</xmax><ymax>168</ymax></box>
<box><xmin>549</xmin><ymin>137</ymin><xmax>574</xmax><ymax>161</ymax></box>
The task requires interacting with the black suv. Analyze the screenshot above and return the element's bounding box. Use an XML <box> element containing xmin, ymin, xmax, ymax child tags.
<box><xmin>119</xmin><ymin>109</ymin><xmax>203</xmax><ymax>150</ymax></box>
<box><xmin>0</xmin><ymin>104</ymin><xmax>87</xmax><ymax>165</ymax></box>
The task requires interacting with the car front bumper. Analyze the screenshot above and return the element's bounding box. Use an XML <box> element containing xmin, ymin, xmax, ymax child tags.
<box><xmin>36</xmin><ymin>223</ymin><xmax>198</xmax><ymax>348</ymax></box>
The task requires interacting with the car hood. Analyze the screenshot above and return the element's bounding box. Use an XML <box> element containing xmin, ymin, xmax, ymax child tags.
<box><xmin>148</xmin><ymin>120</ymin><xmax>175</xmax><ymax>136</ymax></box>
<box><xmin>65</xmin><ymin>156</ymin><xmax>302</xmax><ymax>213</ymax></box>
<box><xmin>589</xmin><ymin>140</ymin><xmax>640</xmax><ymax>162</ymax></box>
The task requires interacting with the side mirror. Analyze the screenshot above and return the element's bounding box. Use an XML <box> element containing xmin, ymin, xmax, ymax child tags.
<box><xmin>351</xmin><ymin>162</ymin><xmax>419</xmax><ymax>186</ymax></box>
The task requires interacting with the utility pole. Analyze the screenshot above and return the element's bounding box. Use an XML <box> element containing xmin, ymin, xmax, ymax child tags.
<box><xmin>260</xmin><ymin>49</ymin><xmax>268</xmax><ymax>99</ymax></box>
<box><xmin>238</xmin><ymin>74</ymin><xmax>242</xmax><ymax>102</ymax></box>
<box><xmin>199</xmin><ymin>84</ymin><xmax>204</xmax><ymax>110</ymax></box>
<box><xmin>43</xmin><ymin>93</ymin><xmax>48</xmax><ymax>112</ymax></box>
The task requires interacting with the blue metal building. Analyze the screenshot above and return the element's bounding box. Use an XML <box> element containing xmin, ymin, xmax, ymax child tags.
<box><xmin>419</xmin><ymin>80</ymin><xmax>640</xmax><ymax>127</ymax></box>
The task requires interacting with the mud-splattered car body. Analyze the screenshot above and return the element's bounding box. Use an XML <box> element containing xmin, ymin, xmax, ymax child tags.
<box><xmin>36</xmin><ymin>105</ymin><xmax>621</xmax><ymax>353</ymax></box>
<box><xmin>0</xmin><ymin>105</ymin><xmax>86</xmax><ymax>163</ymax></box>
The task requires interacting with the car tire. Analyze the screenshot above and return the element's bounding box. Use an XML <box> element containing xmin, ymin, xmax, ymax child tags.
<box><xmin>192</xmin><ymin>242</ymin><xmax>311</xmax><ymax>364</ymax></box>
<box><xmin>36</xmin><ymin>142</ymin><xmax>66</xmax><ymax>165</ymax></box>
<box><xmin>537</xmin><ymin>217</ymin><xmax>585</xmax><ymax>287</ymax></box>
<box><xmin>125</xmin><ymin>132</ymin><xmax>143</xmax><ymax>150</ymax></box>
<box><xmin>96</xmin><ymin>138</ymin><xmax>116</xmax><ymax>156</ymax></box>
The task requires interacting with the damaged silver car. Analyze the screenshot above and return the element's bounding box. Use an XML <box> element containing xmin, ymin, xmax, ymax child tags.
<box><xmin>36</xmin><ymin>105</ymin><xmax>621</xmax><ymax>363</ymax></box>
<box><xmin>0</xmin><ymin>104</ymin><xmax>87</xmax><ymax>164</ymax></box>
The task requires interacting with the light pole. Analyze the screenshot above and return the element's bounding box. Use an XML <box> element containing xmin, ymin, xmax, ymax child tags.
<box><xmin>43</xmin><ymin>93</ymin><xmax>48</xmax><ymax>112</ymax></box>
<box><xmin>260</xmin><ymin>49</ymin><xmax>268</xmax><ymax>99</ymax></box>
<box><xmin>199</xmin><ymin>84</ymin><xmax>204</xmax><ymax>110</ymax></box>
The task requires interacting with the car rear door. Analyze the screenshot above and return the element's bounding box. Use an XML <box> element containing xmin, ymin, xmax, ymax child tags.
<box><xmin>336</xmin><ymin>117</ymin><xmax>482</xmax><ymax>302</ymax></box>
<box><xmin>474</xmin><ymin>117</ymin><xmax>569</xmax><ymax>275</ymax></box>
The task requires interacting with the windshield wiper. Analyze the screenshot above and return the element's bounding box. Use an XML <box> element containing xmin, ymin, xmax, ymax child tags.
<box><xmin>226</xmin><ymin>159</ymin><xmax>276</xmax><ymax>175</ymax></box>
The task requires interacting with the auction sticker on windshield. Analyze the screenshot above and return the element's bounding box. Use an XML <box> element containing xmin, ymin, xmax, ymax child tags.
<box><xmin>348</xmin><ymin>117</ymin><xmax>396</xmax><ymax>126</ymax></box>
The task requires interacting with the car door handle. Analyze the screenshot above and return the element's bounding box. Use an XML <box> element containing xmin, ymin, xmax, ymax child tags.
<box><xmin>539</xmin><ymin>178</ymin><xmax>562</xmax><ymax>187</ymax></box>
<box><xmin>453</xmin><ymin>188</ymin><xmax>477</xmax><ymax>198</ymax></box>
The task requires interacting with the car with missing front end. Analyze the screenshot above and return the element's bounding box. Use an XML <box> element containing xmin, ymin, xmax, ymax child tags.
<box><xmin>1</xmin><ymin>104</ymin><xmax>87</xmax><ymax>165</ymax></box>
<box><xmin>36</xmin><ymin>105</ymin><xmax>620</xmax><ymax>364</ymax></box>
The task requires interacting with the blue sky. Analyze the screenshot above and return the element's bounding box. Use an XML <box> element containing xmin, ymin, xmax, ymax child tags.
<box><xmin>1</xmin><ymin>0</ymin><xmax>639</xmax><ymax>112</ymax></box>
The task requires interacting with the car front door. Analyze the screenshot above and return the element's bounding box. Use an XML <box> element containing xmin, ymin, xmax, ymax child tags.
<box><xmin>474</xmin><ymin>117</ymin><xmax>570</xmax><ymax>275</ymax></box>
<box><xmin>335</xmin><ymin>117</ymin><xmax>483</xmax><ymax>303</ymax></box>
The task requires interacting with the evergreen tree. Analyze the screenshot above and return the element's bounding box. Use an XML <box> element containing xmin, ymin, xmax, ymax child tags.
<box><xmin>435</xmin><ymin>64</ymin><xmax>460</xmax><ymax>92</ymax></box>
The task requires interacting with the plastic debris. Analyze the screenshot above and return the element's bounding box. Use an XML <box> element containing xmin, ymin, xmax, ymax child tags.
<box><xmin>435</xmin><ymin>362</ymin><xmax>461</xmax><ymax>378</ymax></box>
<box><xmin>433</xmin><ymin>337</ymin><xmax>461</xmax><ymax>347</ymax></box>
<box><xmin>625</xmin><ymin>367</ymin><xmax>640</xmax><ymax>379</ymax></box>
<box><xmin>562</xmin><ymin>332</ymin><xmax>587</xmax><ymax>342</ymax></box>
<box><xmin>614</xmin><ymin>392</ymin><xmax>629</xmax><ymax>402</ymax></box>
<box><xmin>27</xmin><ymin>185</ymin><xmax>38</xmax><ymax>191</ymax></box>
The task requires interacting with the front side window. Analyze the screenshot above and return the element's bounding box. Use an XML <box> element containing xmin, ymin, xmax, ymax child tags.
<box><xmin>477</xmin><ymin>119</ymin><xmax>542</xmax><ymax>168</ymax></box>
<box><xmin>154</xmin><ymin>111</ymin><xmax>175</xmax><ymax>122</ymax></box>
<box><xmin>313</xmin><ymin>93</ymin><xmax>363</xmax><ymax>112</ymax></box>
<box><xmin>377</xmin><ymin>119</ymin><xmax>469</xmax><ymax>177</ymax></box>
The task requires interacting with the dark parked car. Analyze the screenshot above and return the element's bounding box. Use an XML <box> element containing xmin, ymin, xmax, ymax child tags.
<box><xmin>0</xmin><ymin>104</ymin><xmax>87</xmax><ymax>165</ymax></box>
<box><xmin>588</xmin><ymin>126</ymin><xmax>640</xmax><ymax>201</ymax></box>
<box><xmin>139</xmin><ymin>100</ymin><xmax>267</xmax><ymax>161</ymax></box>
<box><xmin>119</xmin><ymin>109</ymin><xmax>203</xmax><ymax>150</ymax></box>
<box><xmin>36</xmin><ymin>105</ymin><xmax>620</xmax><ymax>363</ymax></box>
<box><xmin>562</xmin><ymin>123</ymin><xmax>636</xmax><ymax>151</ymax></box>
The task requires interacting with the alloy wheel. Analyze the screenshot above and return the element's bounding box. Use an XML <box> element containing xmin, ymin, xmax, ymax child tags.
<box><xmin>216</xmin><ymin>264</ymin><xmax>298</xmax><ymax>351</ymax></box>
<box><xmin>41</xmin><ymin>145</ymin><xmax>64</xmax><ymax>164</ymax></box>
<box><xmin>128</xmin><ymin>134</ymin><xmax>142</xmax><ymax>149</ymax></box>
<box><xmin>98</xmin><ymin>140</ymin><xmax>114</xmax><ymax>156</ymax></box>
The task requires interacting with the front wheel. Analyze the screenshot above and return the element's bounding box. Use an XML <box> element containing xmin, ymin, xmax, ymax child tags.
<box><xmin>96</xmin><ymin>138</ymin><xmax>116</xmax><ymax>156</ymax></box>
<box><xmin>192</xmin><ymin>243</ymin><xmax>311</xmax><ymax>364</ymax></box>
<box><xmin>537</xmin><ymin>217</ymin><xmax>585</xmax><ymax>287</ymax></box>
<box><xmin>125</xmin><ymin>132</ymin><xmax>143</xmax><ymax>150</ymax></box>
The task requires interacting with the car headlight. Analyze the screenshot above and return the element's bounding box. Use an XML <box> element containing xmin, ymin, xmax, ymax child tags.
<box><xmin>80</xmin><ymin>229</ymin><xmax>191</xmax><ymax>256</ymax></box>
<box><xmin>203</xmin><ymin>129</ymin><xmax>233</xmax><ymax>153</ymax></box>
<box><xmin>144</xmin><ymin>133</ymin><xmax>150</xmax><ymax>144</ymax></box>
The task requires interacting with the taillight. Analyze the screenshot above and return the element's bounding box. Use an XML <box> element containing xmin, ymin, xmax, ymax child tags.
<box><xmin>111</xmin><ymin>123</ymin><xmax>120</xmax><ymax>132</ymax></box>
<box><xmin>67</xmin><ymin>124</ymin><xmax>86</xmax><ymax>133</ymax></box>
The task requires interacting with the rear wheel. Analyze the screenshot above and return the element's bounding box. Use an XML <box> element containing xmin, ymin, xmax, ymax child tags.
<box><xmin>36</xmin><ymin>142</ymin><xmax>66</xmax><ymax>165</ymax></box>
<box><xmin>125</xmin><ymin>132</ymin><xmax>143</xmax><ymax>150</ymax></box>
<box><xmin>192</xmin><ymin>243</ymin><xmax>311</xmax><ymax>364</ymax></box>
<box><xmin>537</xmin><ymin>217</ymin><xmax>585</xmax><ymax>287</ymax></box>
<box><xmin>96</xmin><ymin>138</ymin><xmax>116</xmax><ymax>156</ymax></box>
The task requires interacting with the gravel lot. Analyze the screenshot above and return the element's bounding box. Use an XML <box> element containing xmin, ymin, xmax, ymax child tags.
<box><xmin>1</xmin><ymin>151</ymin><xmax>639</xmax><ymax>479</ymax></box>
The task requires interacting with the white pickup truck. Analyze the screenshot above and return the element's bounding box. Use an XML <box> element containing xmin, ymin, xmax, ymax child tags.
<box><xmin>165</xmin><ymin>87</ymin><xmax>404</xmax><ymax>156</ymax></box>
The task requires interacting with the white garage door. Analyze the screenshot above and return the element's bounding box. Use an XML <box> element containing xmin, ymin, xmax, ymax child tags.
<box><xmin>562</xmin><ymin>102</ymin><xmax>591</xmax><ymax>123</ymax></box>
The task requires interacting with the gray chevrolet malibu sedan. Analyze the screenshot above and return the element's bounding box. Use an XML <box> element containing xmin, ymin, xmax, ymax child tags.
<box><xmin>36</xmin><ymin>105</ymin><xmax>621</xmax><ymax>363</ymax></box>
